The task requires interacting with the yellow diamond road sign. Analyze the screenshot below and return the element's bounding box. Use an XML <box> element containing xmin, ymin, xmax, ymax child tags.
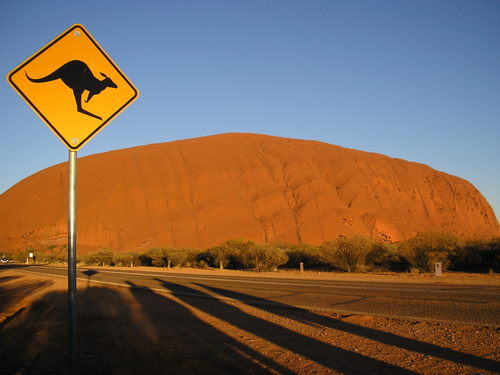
<box><xmin>7</xmin><ymin>24</ymin><xmax>138</xmax><ymax>150</ymax></box>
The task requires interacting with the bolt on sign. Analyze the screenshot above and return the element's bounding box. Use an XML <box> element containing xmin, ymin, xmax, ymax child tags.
<box><xmin>7</xmin><ymin>24</ymin><xmax>138</xmax><ymax>150</ymax></box>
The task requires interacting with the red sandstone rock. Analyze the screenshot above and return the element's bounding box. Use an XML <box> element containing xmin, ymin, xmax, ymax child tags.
<box><xmin>1</xmin><ymin>133</ymin><xmax>498</xmax><ymax>253</ymax></box>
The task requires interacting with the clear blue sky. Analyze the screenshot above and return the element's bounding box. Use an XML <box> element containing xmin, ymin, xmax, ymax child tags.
<box><xmin>1</xmin><ymin>0</ymin><xmax>499</xmax><ymax>219</ymax></box>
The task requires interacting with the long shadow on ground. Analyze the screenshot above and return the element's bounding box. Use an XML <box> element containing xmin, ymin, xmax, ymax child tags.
<box><xmin>0</xmin><ymin>273</ymin><xmax>53</xmax><ymax>313</ymax></box>
<box><xmin>0</xmin><ymin>285</ymin><xmax>150</xmax><ymax>374</ymax></box>
<box><xmin>125</xmin><ymin>281</ymin><xmax>294</xmax><ymax>375</ymax></box>
<box><xmin>155</xmin><ymin>279</ymin><xmax>418</xmax><ymax>375</ymax></box>
<box><xmin>0</xmin><ymin>288</ymin><xmax>70</xmax><ymax>374</ymax></box>
<box><xmin>0</xmin><ymin>280</ymin><xmax>294</xmax><ymax>375</ymax></box>
<box><xmin>195</xmin><ymin>283</ymin><xmax>500</xmax><ymax>373</ymax></box>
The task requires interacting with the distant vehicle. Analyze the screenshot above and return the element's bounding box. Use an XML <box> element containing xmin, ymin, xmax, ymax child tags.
<box><xmin>0</xmin><ymin>257</ymin><xmax>9</xmax><ymax>263</ymax></box>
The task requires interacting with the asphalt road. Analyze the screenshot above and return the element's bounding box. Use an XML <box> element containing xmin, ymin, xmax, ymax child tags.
<box><xmin>12</xmin><ymin>264</ymin><xmax>500</xmax><ymax>326</ymax></box>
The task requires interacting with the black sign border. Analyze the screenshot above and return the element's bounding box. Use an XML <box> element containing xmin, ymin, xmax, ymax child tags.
<box><xmin>8</xmin><ymin>24</ymin><xmax>139</xmax><ymax>150</ymax></box>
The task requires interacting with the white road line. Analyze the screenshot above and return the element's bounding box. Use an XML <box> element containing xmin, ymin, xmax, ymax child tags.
<box><xmin>20</xmin><ymin>266</ymin><xmax>498</xmax><ymax>295</ymax></box>
<box><xmin>16</xmin><ymin>268</ymin><xmax>499</xmax><ymax>327</ymax></box>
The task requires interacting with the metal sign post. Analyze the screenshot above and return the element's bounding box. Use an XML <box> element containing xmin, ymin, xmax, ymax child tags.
<box><xmin>68</xmin><ymin>150</ymin><xmax>77</xmax><ymax>374</ymax></box>
<box><xmin>7</xmin><ymin>24</ymin><xmax>138</xmax><ymax>374</ymax></box>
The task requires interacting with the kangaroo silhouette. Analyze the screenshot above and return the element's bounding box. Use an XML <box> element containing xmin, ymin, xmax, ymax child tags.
<box><xmin>25</xmin><ymin>60</ymin><xmax>117</xmax><ymax>120</ymax></box>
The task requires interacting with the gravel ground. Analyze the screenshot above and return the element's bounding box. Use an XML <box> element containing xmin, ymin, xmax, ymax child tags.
<box><xmin>0</xmin><ymin>267</ymin><xmax>499</xmax><ymax>375</ymax></box>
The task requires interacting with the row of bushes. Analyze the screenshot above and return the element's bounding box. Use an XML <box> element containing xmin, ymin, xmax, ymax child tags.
<box><xmin>3</xmin><ymin>231</ymin><xmax>499</xmax><ymax>273</ymax></box>
<box><xmin>319</xmin><ymin>231</ymin><xmax>499</xmax><ymax>273</ymax></box>
<box><xmin>80</xmin><ymin>241</ymin><xmax>289</xmax><ymax>272</ymax></box>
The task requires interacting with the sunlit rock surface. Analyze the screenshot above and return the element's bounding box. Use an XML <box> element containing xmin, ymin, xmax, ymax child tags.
<box><xmin>1</xmin><ymin>133</ymin><xmax>498</xmax><ymax>253</ymax></box>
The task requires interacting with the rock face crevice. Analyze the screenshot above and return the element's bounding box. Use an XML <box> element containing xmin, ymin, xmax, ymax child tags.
<box><xmin>1</xmin><ymin>133</ymin><xmax>498</xmax><ymax>253</ymax></box>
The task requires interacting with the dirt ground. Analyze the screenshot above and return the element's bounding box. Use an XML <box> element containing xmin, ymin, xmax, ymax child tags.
<box><xmin>0</xmin><ymin>267</ymin><xmax>499</xmax><ymax>375</ymax></box>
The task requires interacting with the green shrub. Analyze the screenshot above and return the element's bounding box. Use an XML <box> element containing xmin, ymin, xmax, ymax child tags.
<box><xmin>138</xmin><ymin>252</ymin><xmax>152</xmax><ymax>266</ymax></box>
<box><xmin>199</xmin><ymin>240</ymin><xmax>288</xmax><ymax>271</ymax></box>
<box><xmin>82</xmin><ymin>249</ymin><xmax>114</xmax><ymax>266</ymax></box>
<box><xmin>398</xmin><ymin>230</ymin><xmax>461</xmax><ymax>272</ymax></box>
<box><xmin>141</xmin><ymin>248</ymin><xmax>166</xmax><ymax>267</ymax></box>
<box><xmin>112</xmin><ymin>253</ymin><xmax>131</xmax><ymax>267</ymax></box>
<box><xmin>202</xmin><ymin>246</ymin><xmax>232</xmax><ymax>269</ymax></box>
<box><xmin>140</xmin><ymin>248</ymin><xmax>188</xmax><ymax>268</ymax></box>
<box><xmin>164</xmin><ymin>248</ymin><xmax>188</xmax><ymax>267</ymax></box>
<box><xmin>203</xmin><ymin>239</ymin><xmax>253</xmax><ymax>269</ymax></box>
<box><xmin>31</xmin><ymin>246</ymin><xmax>67</xmax><ymax>264</ymax></box>
<box><xmin>239</xmin><ymin>244</ymin><xmax>288</xmax><ymax>271</ymax></box>
<box><xmin>364</xmin><ymin>242</ymin><xmax>407</xmax><ymax>271</ymax></box>
<box><xmin>280</xmin><ymin>244</ymin><xmax>326</xmax><ymax>270</ymax></box>
<box><xmin>112</xmin><ymin>252</ymin><xmax>140</xmax><ymax>267</ymax></box>
<box><xmin>181</xmin><ymin>248</ymin><xmax>200</xmax><ymax>267</ymax></box>
<box><xmin>450</xmin><ymin>238</ymin><xmax>500</xmax><ymax>272</ymax></box>
<box><xmin>56</xmin><ymin>252</ymin><xmax>68</xmax><ymax>264</ymax></box>
<box><xmin>320</xmin><ymin>235</ymin><xmax>374</xmax><ymax>272</ymax></box>
<box><xmin>37</xmin><ymin>252</ymin><xmax>58</xmax><ymax>264</ymax></box>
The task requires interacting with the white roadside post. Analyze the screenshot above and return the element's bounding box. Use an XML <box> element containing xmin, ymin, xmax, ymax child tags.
<box><xmin>435</xmin><ymin>262</ymin><xmax>442</xmax><ymax>276</ymax></box>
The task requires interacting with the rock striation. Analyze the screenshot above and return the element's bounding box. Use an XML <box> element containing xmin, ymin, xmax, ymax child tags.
<box><xmin>1</xmin><ymin>133</ymin><xmax>498</xmax><ymax>253</ymax></box>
